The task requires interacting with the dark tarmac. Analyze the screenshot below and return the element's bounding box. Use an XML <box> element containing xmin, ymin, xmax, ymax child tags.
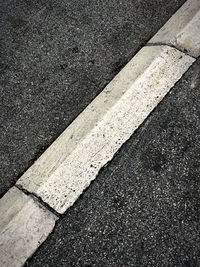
<box><xmin>26</xmin><ymin>58</ymin><xmax>200</xmax><ymax>267</ymax></box>
<box><xmin>0</xmin><ymin>0</ymin><xmax>185</xmax><ymax>197</ymax></box>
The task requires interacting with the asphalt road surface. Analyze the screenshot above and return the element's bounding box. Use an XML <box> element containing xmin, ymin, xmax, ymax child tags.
<box><xmin>0</xmin><ymin>0</ymin><xmax>186</xmax><ymax>197</ymax></box>
<box><xmin>26</xmin><ymin>58</ymin><xmax>200</xmax><ymax>266</ymax></box>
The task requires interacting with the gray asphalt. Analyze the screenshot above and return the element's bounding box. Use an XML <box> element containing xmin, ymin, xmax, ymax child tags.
<box><xmin>26</xmin><ymin>57</ymin><xmax>200</xmax><ymax>267</ymax></box>
<box><xmin>0</xmin><ymin>0</ymin><xmax>186</xmax><ymax>197</ymax></box>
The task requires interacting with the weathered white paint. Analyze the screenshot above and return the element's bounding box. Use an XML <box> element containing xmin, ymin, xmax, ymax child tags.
<box><xmin>0</xmin><ymin>1</ymin><xmax>199</xmax><ymax>265</ymax></box>
<box><xmin>17</xmin><ymin>46</ymin><xmax>195</xmax><ymax>214</ymax></box>
<box><xmin>149</xmin><ymin>0</ymin><xmax>200</xmax><ymax>57</ymax></box>
<box><xmin>0</xmin><ymin>187</ymin><xmax>57</xmax><ymax>267</ymax></box>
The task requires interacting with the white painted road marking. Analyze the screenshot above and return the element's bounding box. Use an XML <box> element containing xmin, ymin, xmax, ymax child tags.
<box><xmin>0</xmin><ymin>0</ymin><xmax>199</xmax><ymax>265</ymax></box>
<box><xmin>149</xmin><ymin>0</ymin><xmax>200</xmax><ymax>57</ymax></box>
<box><xmin>17</xmin><ymin>46</ymin><xmax>195</xmax><ymax>214</ymax></box>
<box><xmin>0</xmin><ymin>187</ymin><xmax>57</xmax><ymax>267</ymax></box>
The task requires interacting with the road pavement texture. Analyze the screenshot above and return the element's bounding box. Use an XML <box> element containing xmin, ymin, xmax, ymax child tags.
<box><xmin>0</xmin><ymin>0</ymin><xmax>186</xmax><ymax>197</ymax></box>
<box><xmin>26</xmin><ymin>57</ymin><xmax>200</xmax><ymax>267</ymax></box>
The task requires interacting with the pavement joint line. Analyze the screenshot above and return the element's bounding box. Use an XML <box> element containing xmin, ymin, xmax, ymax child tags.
<box><xmin>148</xmin><ymin>0</ymin><xmax>200</xmax><ymax>58</ymax></box>
<box><xmin>15</xmin><ymin>184</ymin><xmax>62</xmax><ymax>219</ymax></box>
<box><xmin>0</xmin><ymin>0</ymin><xmax>199</xmax><ymax>265</ymax></box>
<box><xmin>146</xmin><ymin>43</ymin><xmax>197</xmax><ymax>59</ymax></box>
<box><xmin>0</xmin><ymin>187</ymin><xmax>58</xmax><ymax>267</ymax></box>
